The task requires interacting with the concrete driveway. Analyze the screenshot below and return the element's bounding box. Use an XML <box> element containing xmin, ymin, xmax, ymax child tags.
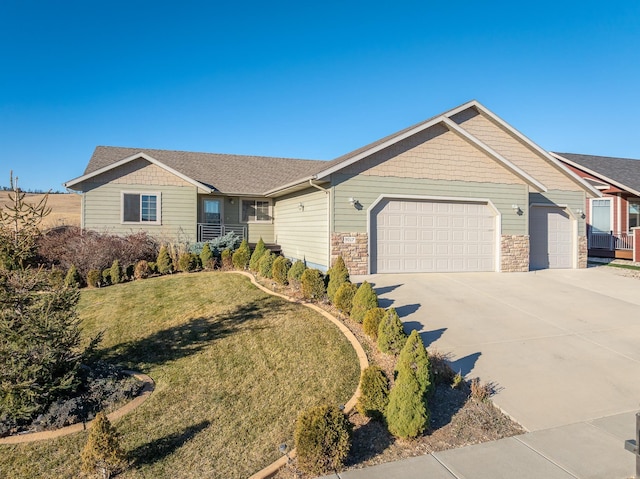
<box><xmin>357</xmin><ymin>267</ymin><xmax>640</xmax><ymax>432</ymax></box>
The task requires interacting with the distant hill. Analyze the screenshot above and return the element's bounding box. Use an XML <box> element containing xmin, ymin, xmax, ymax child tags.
<box><xmin>0</xmin><ymin>192</ymin><xmax>81</xmax><ymax>229</ymax></box>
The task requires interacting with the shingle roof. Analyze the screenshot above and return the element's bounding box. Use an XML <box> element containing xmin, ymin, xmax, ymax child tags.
<box><xmin>84</xmin><ymin>146</ymin><xmax>326</xmax><ymax>195</ymax></box>
<box><xmin>554</xmin><ymin>152</ymin><xmax>640</xmax><ymax>195</ymax></box>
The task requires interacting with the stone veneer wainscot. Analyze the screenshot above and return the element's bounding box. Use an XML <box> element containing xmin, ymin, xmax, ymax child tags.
<box><xmin>501</xmin><ymin>235</ymin><xmax>530</xmax><ymax>272</ymax></box>
<box><xmin>331</xmin><ymin>233</ymin><xmax>368</xmax><ymax>275</ymax></box>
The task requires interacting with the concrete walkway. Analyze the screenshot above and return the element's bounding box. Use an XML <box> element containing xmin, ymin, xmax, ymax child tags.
<box><xmin>329</xmin><ymin>267</ymin><xmax>640</xmax><ymax>479</ymax></box>
<box><xmin>319</xmin><ymin>411</ymin><xmax>636</xmax><ymax>478</ymax></box>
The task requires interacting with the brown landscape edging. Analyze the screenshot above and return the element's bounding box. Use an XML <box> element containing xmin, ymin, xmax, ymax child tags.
<box><xmin>0</xmin><ymin>371</ymin><xmax>154</xmax><ymax>445</ymax></box>
<box><xmin>230</xmin><ymin>271</ymin><xmax>369</xmax><ymax>479</ymax></box>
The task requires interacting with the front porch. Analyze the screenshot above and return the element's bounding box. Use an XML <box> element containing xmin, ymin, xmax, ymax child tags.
<box><xmin>197</xmin><ymin>223</ymin><xmax>247</xmax><ymax>242</ymax></box>
<box><xmin>588</xmin><ymin>229</ymin><xmax>634</xmax><ymax>259</ymax></box>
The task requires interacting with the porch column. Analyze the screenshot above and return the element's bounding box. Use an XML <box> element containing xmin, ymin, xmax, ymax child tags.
<box><xmin>633</xmin><ymin>227</ymin><xmax>640</xmax><ymax>263</ymax></box>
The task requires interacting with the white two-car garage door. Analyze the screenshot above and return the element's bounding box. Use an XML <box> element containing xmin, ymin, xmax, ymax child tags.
<box><xmin>529</xmin><ymin>206</ymin><xmax>573</xmax><ymax>269</ymax></box>
<box><xmin>373</xmin><ymin>199</ymin><xmax>496</xmax><ymax>273</ymax></box>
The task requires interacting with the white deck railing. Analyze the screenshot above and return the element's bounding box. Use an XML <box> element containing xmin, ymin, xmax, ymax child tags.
<box><xmin>197</xmin><ymin>223</ymin><xmax>247</xmax><ymax>242</ymax></box>
<box><xmin>588</xmin><ymin>231</ymin><xmax>634</xmax><ymax>250</ymax></box>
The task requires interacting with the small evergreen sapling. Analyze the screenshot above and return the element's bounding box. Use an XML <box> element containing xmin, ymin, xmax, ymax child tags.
<box><xmin>64</xmin><ymin>264</ymin><xmax>82</xmax><ymax>288</ymax></box>
<box><xmin>377</xmin><ymin>308</ymin><xmax>407</xmax><ymax>355</ymax></box>
<box><xmin>81</xmin><ymin>412</ymin><xmax>127</xmax><ymax>479</ymax></box>
<box><xmin>356</xmin><ymin>366</ymin><xmax>389</xmax><ymax>419</ymax></box>
<box><xmin>350</xmin><ymin>281</ymin><xmax>378</xmax><ymax>323</ymax></box>
<box><xmin>199</xmin><ymin>243</ymin><xmax>213</xmax><ymax>268</ymax></box>
<box><xmin>300</xmin><ymin>268</ymin><xmax>326</xmax><ymax>301</ymax></box>
<box><xmin>287</xmin><ymin>259</ymin><xmax>306</xmax><ymax>284</ymax></box>
<box><xmin>271</xmin><ymin>256</ymin><xmax>291</xmax><ymax>285</ymax></box>
<box><xmin>396</xmin><ymin>330</ymin><xmax>433</xmax><ymax>399</ymax></box>
<box><xmin>87</xmin><ymin>269</ymin><xmax>101</xmax><ymax>288</ymax></box>
<box><xmin>249</xmin><ymin>238</ymin><xmax>266</xmax><ymax>272</ymax></box>
<box><xmin>385</xmin><ymin>368</ymin><xmax>429</xmax><ymax>439</ymax></box>
<box><xmin>231</xmin><ymin>239</ymin><xmax>250</xmax><ymax>270</ymax></box>
<box><xmin>258</xmin><ymin>251</ymin><xmax>276</xmax><ymax>278</ymax></box>
<box><xmin>294</xmin><ymin>403</ymin><xmax>352</xmax><ymax>475</ymax></box>
<box><xmin>109</xmin><ymin>260</ymin><xmax>121</xmax><ymax>285</ymax></box>
<box><xmin>326</xmin><ymin>256</ymin><xmax>349</xmax><ymax>302</ymax></box>
<box><xmin>221</xmin><ymin>248</ymin><xmax>233</xmax><ymax>270</ymax></box>
<box><xmin>333</xmin><ymin>282</ymin><xmax>358</xmax><ymax>314</ymax></box>
<box><xmin>156</xmin><ymin>245</ymin><xmax>173</xmax><ymax>274</ymax></box>
<box><xmin>363</xmin><ymin>308</ymin><xmax>386</xmax><ymax>339</ymax></box>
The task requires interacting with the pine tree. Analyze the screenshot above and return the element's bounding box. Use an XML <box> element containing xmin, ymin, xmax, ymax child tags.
<box><xmin>377</xmin><ymin>308</ymin><xmax>407</xmax><ymax>355</ymax></box>
<box><xmin>356</xmin><ymin>366</ymin><xmax>389</xmax><ymax>419</ymax></box>
<box><xmin>249</xmin><ymin>238</ymin><xmax>266</xmax><ymax>272</ymax></box>
<box><xmin>326</xmin><ymin>256</ymin><xmax>349</xmax><ymax>302</ymax></box>
<box><xmin>81</xmin><ymin>412</ymin><xmax>127</xmax><ymax>479</ymax></box>
<box><xmin>385</xmin><ymin>368</ymin><xmax>429</xmax><ymax>438</ymax></box>
<box><xmin>396</xmin><ymin>330</ymin><xmax>433</xmax><ymax>399</ymax></box>
<box><xmin>64</xmin><ymin>264</ymin><xmax>82</xmax><ymax>288</ymax></box>
<box><xmin>156</xmin><ymin>245</ymin><xmax>173</xmax><ymax>274</ymax></box>
<box><xmin>200</xmin><ymin>243</ymin><xmax>213</xmax><ymax>268</ymax></box>
<box><xmin>350</xmin><ymin>281</ymin><xmax>378</xmax><ymax>323</ymax></box>
<box><xmin>231</xmin><ymin>239</ymin><xmax>251</xmax><ymax>270</ymax></box>
<box><xmin>109</xmin><ymin>260</ymin><xmax>121</xmax><ymax>284</ymax></box>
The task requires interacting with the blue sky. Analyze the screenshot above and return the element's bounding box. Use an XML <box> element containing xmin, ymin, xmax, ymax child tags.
<box><xmin>1</xmin><ymin>1</ymin><xmax>639</xmax><ymax>191</ymax></box>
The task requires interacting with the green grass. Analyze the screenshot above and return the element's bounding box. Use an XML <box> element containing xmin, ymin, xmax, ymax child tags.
<box><xmin>0</xmin><ymin>272</ymin><xmax>360</xmax><ymax>478</ymax></box>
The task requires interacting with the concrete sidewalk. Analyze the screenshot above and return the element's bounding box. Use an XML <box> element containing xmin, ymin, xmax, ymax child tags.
<box><xmin>319</xmin><ymin>411</ymin><xmax>637</xmax><ymax>479</ymax></box>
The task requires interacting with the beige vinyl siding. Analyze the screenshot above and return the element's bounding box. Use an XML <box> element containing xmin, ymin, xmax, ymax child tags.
<box><xmin>530</xmin><ymin>190</ymin><xmax>587</xmax><ymax>236</ymax></box>
<box><xmin>83</xmin><ymin>182</ymin><xmax>198</xmax><ymax>242</ymax></box>
<box><xmin>452</xmin><ymin>109</ymin><xmax>581</xmax><ymax>192</ymax></box>
<box><xmin>247</xmin><ymin>223</ymin><xmax>275</xmax><ymax>244</ymax></box>
<box><xmin>332</xmin><ymin>175</ymin><xmax>528</xmax><ymax>236</ymax></box>
<box><xmin>274</xmin><ymin>188</ymin><xmax>328</xmax><ymax>269</ymax></box>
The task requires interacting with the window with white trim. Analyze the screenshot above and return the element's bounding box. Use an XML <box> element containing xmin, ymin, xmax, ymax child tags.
<box><xmin>590</xmin><ymin>198</ymin><xmax>611</xmax><ymax>233</ymax></box>
<box><xmin>241</xmin><ymin>199</ymin><xmax>271</xmax><ymax>223</ymax></box>
<box><xmin>629</xmin><ymin>200</ymin><xmax>640</xmax><ymax>231</ymax></box>
<box><xmin>122</xmin><ymin>192</ymin><xmax>161</xmax><ymax>224</ymax></box>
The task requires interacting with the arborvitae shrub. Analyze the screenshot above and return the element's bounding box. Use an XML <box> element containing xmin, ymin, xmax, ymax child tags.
<box><xmin>156</xmin><ymin>245</ymin><xmax>173</xmax><ymax>274</ymax></box>
<box><xmin>101</xmin><ymin>269</ymin><xmax>111</xmax><ymax>286</ymax></box>
<box><xmin>258</xmin><ymin>251</ymin><xmax>275</xmax><ymax>278</ymax></box>
<box><xmin>301</xmin><ymin>268</ymin><xmax>326</xmax><ymax>301</ymax></box>
<box><xmin>294</xmin><ymin>403</ymin><xmax>352</xmax><ymax>475</ymax></box>
<box><xmin>200</xmin><ymin>243</ymin><xmax>213</xmax><ymax>268</ymax></box>
<box><xmin>64</xmin><ymin>265</ymin><xmax>81</xmax><ymax>288</ymax></box>
<box><xmin>396</xmin><ymin>329</ymin><xmax>432</xmax><ymax>399</ymax></box>
<box><xmin>147</xmin><ymin>262</ymin><xmax>157</xmax><ymax>274</ymax></box>
<box><xmin>86</xmin><ymin>269</ymin><xmax>101</xmax><ymax>288</ymax></box>
<box><xmin>363</xmin><ymin>308</ymin><xmax>386</xmax><ymax>339</ymax></box>
<box><xmin>350</xmin><ymin>281</ymin><xmax>378</xmax><ymax>323</ymax></box>
<box><xmin>232</xmin><ymin>239</ymin><xmax>251</xmax><ymax>270</ymax></box>
<box><xmin>333</xmin><ymin>282</ymin><xmax>358</xmax><ymax>314</ymax></box>
<box><xmin>272</xmin><ymin>256</ymin><xmax>291</xmax><ymax>285</ymax></box>
<box><xmin>80</xmin><ymin>411</ymin><xmax>127</xmax><ymax>479</ymax></box>
<box><xmin>326</xmin><ymin>256</ymin><xmax>349</xmax><ymax>302</ymax></box>
<box><xmin>110</xmin><ymin>260</ymin><xmax>122</xmax><ymax>285</ymax></box>
<box><xmin>133</xmin><ymin>260</ymin><xmax>151</xmax><ymax>280</ymax></box>
<box><xmin>221</xmin><ymin>248</ymin><xmax>233</xmax><ymax>270</ymax></box>
<box><xmin>385</xmin><ymin>368</ymin><xmax>429</xmax><ymax>439</ymax></box>
<box><xmin>288</xmin><ymin>260</ymin><xmax>306</xmax><ymax>284</ymax></box>
<box><xmin>178</xmin><ymin>252</ymin><xmax>198</xmax><ymax>272</ymax></box>
<box><xmin>357</xmin><ymin>366</ymin><xmax>390</xmax><ymax>419</ymax></box>
<box><xmin>249</xmin><ymin>238</ymin><xmax>266</xmax><ymax>272</ymax></box>
<box><xmin>377</xmin><ymin>308</ymin><xmax>407</xmax><ymax>355</ymax></box>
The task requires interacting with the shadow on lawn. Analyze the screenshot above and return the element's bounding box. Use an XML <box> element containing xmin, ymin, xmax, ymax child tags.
<box><xmin>99</xmin><ymin>300</ymin><xmax>275</xmax><ymax>369</ymax></box>
<box><xmin>129</xmin><ymin>420</ymin><xmax>211</xmax><ymax>468</ymax></box>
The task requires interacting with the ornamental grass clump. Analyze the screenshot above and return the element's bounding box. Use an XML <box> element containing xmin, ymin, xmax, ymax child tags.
<box><xmin>294</xmin><ymin>403</ymin><xmax>352</xmax><ymax>475</ymax></box>
<box><xmin>350</xmin><ymin>281</ymin><xmax>378</xmax><ymax>323</ymax></box>
<box><xmin>301</xmin><ymin>268</ymin><xmax>326</xmax><ymax>301</ymax></box>
<box><xmin>333</xmin><ymin>282</ymin><xmax>358</xmax><ymax>314</ymax></box>
<box><xmin>363</xmin><ymin>307</ymin><xmax>386</xmax><ymax>339</ymax></box>
<box><xmin>80</xmin><ymin>411</ymin><xmax>127</xmax><ymax>479</ymax></box>
<box><xmin>377</xmin><ymin>308</ymin><xmax>407</xmax><ymax>355</ymax></box>
<box><xmin>249</xmin><ymin>238</ymin><xmax>266</xmax><ymax>272</ymax></box>
<box><xmin>356</xmin><ymin>366</ymin><xmax>389</xmax><ymax>420</ymax></box>
<box><xmin>231</xmin><ymin>239</ymin><xmax>250</xmax><ymax>270</ymax></box>
<box><xmin>326</xmin><ymin>256</ymin><xmax>349</xmax><ymax>302</ymax></box>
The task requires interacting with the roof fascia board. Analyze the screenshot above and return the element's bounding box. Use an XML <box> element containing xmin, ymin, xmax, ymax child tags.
<box><xmin>551</xmin><ymin>153</ymin><xmax>638</xmax><ymax>197</ymax></box>
<box><xmin>263</xmin><ymin>175</ymin><xmax>316</xmax><ymax>197</ymax></box>
<box><xmin>454</xmin><ymin>103</ymin><xmax>600</xmax><ymax>197</ymax></box>
<box><xmin>313</xmin><ymin>115</ymin><xmax>450</xmax><ymax>180</ymax></box>
<box><xmin>64</xmin><ymin>152</ymin><xmax>213</xmax><ymax>193</ymax></box>
<box><xmin>441</xmin><ymin>117</ymin><xmax>547</xmax><ymax>192</ymax></box>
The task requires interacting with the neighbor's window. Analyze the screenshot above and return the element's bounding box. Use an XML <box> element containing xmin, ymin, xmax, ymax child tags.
<box><xmin>629</xmin><ymin>201</ymin><xmax>640</xmax><ymax>230</ymax></box>
<box><xmin>122</xmin><ymin>192</ymin><xmax>160</xmax><ymax>224</ymax></box>
<box><xmin>241</xmin><ymin>199</ymin><xmax>271</xmax><ymax>222</ymax></box>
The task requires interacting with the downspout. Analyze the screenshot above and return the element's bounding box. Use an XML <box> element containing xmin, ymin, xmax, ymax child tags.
<box><xmin>309</xmin><ymin>179</ymin><xmax>331</xmax><ymax>270</ymax></box>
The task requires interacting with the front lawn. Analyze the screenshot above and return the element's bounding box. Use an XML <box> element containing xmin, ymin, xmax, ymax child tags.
<box><xmin>0</xmin><ymin>272</ymin><xmax>360</xmax><ymax>479</ymax></box>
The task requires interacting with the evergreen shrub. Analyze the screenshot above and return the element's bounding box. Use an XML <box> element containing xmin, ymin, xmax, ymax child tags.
<box><xmin>363</xmin><ymin>308</ymin><xmax>386</xmax><ymax>339</ymax></box>
<box><xmin>356</xmin><ymin>366</ymin><xmax>389</xmax><ymax>419</ymax></box>
<box><xmin>272</xmin><ymin>256</ymin><xmax>291</xmax><ymax>285</ymax></box>
<box><xmin>377</xmin><ymin>308</ymin><xmax>407</xmax><ymax>355</ymax></box>
<box><xmin>231</xmin><ymin>239</ymin><xmax>251</xmax><ymax>270</ymax></box>
<box><xmin>333</xmin><ymin>282</ymin><xmax>358</xmax><ymax>314</ymax></box>
<box><xmin>350</xmin><ymin>281</ymin><xmax>378</xmax><ymax>323</ymax></box>
<box><xmin>301</xmin><ymin>268</ymin><xmax>326</xmax><ymax>301</ymax></box>
<box><xmin>326</xmin><ymin>256</ymin><xmax>349</xmax><ymax>302</ymax></box>
<box><xmin>249</xmin><ymin>238</ymin><xmax>266</xmax><ymax>272</ymax></box>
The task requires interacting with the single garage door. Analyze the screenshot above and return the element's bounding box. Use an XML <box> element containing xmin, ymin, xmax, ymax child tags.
<box><xmin>529</xmin><ymin>206</ymin><xmax>573</xmax><ymax>270</ymax></box>
<box><xmin>373</xmin><ymin>199</ymin><xmax>496</xmax><ymax>273</ymax></box>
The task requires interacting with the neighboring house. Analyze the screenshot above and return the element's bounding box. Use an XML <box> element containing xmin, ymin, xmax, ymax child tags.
<box><xmin>552</xmin><ymin>152</ymin><xmax>640</xmax><ymax>260</ymax></box>
<box><xmin>64</xmin><ymin>100</ymin><xmax>599</xmax><ymax>274</ymax></box>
